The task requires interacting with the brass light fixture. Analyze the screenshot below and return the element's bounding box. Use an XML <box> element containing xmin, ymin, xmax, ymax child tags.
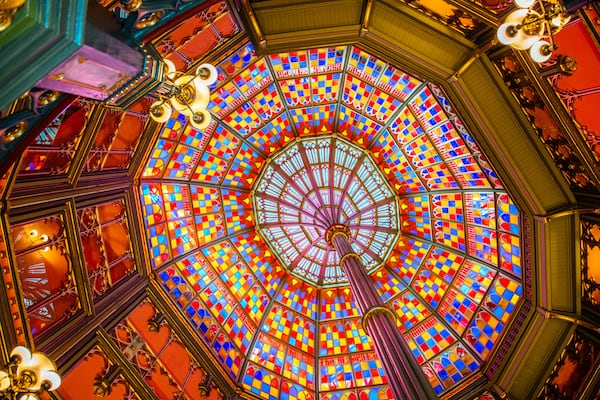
<box><xmin>497</xmin><ymin>0</ymin><xmax>571</xmax><ymax>63</ymax></box>
<box><xmin>0</xmin><ymin>0</ymin><xmax>26</xmax><ymax>31</ymax></box>
<box><xmin>0</xmin><ymin>346</ymin><xmax>61</xmax><ymax>400</ymax></box>
<box><xmin>150</xmin><ymin>60</ymin><xmax>217</xmax><ymax>130</ymax></box>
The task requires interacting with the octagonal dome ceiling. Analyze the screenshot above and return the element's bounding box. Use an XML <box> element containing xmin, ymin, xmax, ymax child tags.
<box><xmin>139</xmin><ymin>42</ymin><xmax>524</xmax><ymax>399</ymax></box>
<box><xmin>254</xmin><ymin>135</ymin><xmax>399</xmax><ymax>287</ymax></box>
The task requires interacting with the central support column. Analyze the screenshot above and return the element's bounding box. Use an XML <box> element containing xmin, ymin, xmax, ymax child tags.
<box><xmin>325</xmin><ymin>225</ymin><xmax>436</xmax><ymax>400</ymax></box>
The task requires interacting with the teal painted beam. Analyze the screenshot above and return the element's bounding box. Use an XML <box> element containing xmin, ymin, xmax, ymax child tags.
<box><xmin>120</xmin><ymin>0</ymin><xmax>209</xmax><ymax>45</ymax></box>
<box><xmin>0</xmin><ymin>1</ymin><xmax>86</xmax><ymax>110</ymax></box>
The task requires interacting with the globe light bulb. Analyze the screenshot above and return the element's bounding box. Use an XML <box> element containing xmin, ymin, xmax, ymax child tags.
<box><xmin>150</xmin><ymin>101</ymin><xmax>172</xmax><ymax>123</ymax></box>
<box><xmin>195</xmin><ymin>63</ymin><xmax>218</xmax><ymax>86</ymax></box>
<box><xmin>514</xmin><ymin>0</ymin><xmax>535</xmax><ymax>7</ymax></box>
<box><xmin>164</xmin><ymin>59</ymin><xmax>178</xmax><ymax>81</ymax></box>
<box><xmin>530</xmin><ymin>40</ymin><xmax>553</xmax><ymax>63</ymax></box>
<box><xmin>189</xmin><ymin>109</ymin><xmax>212</xmax><ymax>130</ymax></box>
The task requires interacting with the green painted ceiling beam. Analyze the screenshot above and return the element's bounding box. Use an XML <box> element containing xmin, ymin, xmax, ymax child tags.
<box><xmin>0</xmin><ymin>1</ymin><xmax>86</xmax><ymax>110</ymax></box>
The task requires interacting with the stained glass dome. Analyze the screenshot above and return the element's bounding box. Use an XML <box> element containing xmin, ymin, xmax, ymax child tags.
<box><xmin>254</xmin><ymin>135</ymin><xmax>399</xmax><ymax>287</ymax></box>
<box><xmin>139</xmin><ymin>43</ymin><xmax>524</xmax><ymax>399</ymax></box>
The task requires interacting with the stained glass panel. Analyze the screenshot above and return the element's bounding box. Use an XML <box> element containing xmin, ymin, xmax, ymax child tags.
<box><xmin>140</xmin><ymin>43</ymin><xmax>525</xmax><ymax>399</ymax></box>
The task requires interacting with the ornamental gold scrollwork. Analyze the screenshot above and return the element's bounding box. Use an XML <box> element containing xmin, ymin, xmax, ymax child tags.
<box><xmin>120</xmin><ymin>0</ymin><xmax>142</xmax><ymax>12</ymax></box>
<box><xmin>325</xmin><ymin>224</ymin><xmax>350</xmax><ymax>247</ymax></box>
<box><xmin>3</xmin><ymin>121</ymin><xmax>26</xmax><ymax>143</ymax></box>
<box><xmin>135</xmin><ymin>10</ymin><xmax>163</xmax><ymax>29</ymax></box>
<box><xmin>0</xmin><ymin>0</ymin><xmax>26</xmax><ymax>31</ymax></box>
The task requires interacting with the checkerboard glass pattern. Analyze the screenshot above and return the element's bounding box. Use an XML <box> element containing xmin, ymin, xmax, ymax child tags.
<box><xmin>140</xmin><ymin>43</ymin><xmax>524</xmax><ymax>399</ymax></box>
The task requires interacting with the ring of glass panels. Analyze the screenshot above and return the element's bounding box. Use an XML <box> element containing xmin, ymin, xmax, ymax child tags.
<box><xmin>252</xmin><ymin>135</ymin><xmax>400</xmax><ymax>287</ymax></box>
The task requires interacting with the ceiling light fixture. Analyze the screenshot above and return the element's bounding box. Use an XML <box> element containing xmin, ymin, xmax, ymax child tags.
<box><xmin>0</xmin><ymin>346</ymin><xmax>61</xmax><ymax>400</ymax></box>
<box><xmin>0</xmin><ymin>0</ymin><xmax>26</xmax><ymax>31</ymax></box>
<box><xmin>496</xmin><ymin>0</ymin><xmax>571</xmax><ymax>63</ymax></box>
<box><xmin>150</xmin><ymin>60</ymin><xmax>217</xmax><ymax>130</ymax></box>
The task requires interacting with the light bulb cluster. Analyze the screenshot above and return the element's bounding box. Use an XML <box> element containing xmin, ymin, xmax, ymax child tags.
<box><xmin>0</xmin><ymin>346</ymin><xmax>61</xmax><ymax>400</ymax></box>
<box><xmin>497</xmin><ymin>0</ymin><xmax>570</xmax><ymax>63</ymax></box>
<box><xmin>28</xmin><ymin>230</ymin><xmax>49</xmax><ymax>252</ymax></box>
<box><xmin>150</xmin><ymin>60</ymin><xmax>217</xmax><ymax>130</ymax></box>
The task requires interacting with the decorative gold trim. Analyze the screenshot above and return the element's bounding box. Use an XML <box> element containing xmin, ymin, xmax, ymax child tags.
<box><xmin>147</xmin><ymin>312</ymin><xmax>166</xmax><ymax>333</ymax></box>
<box><xmin>97</xmin><ymin>329</ymin><xmax>159</xmax><ymax>400</ymax></box>
<box><xmin>339</xmin><ymin>252</ymin><xmax>361</xmax><ymax>265</ymax></box>
<box><xmin>555</xmin><ymin>55</ymin><xmax>577</xmax><ymax>75</ymax></box>
<box><xmin>124</xmin><ymin>187</ymin><xmax>153</xmax><ymax>277</ymax></box>
<box><xmin>121</xmin><ymin>0</ymin><xmax>142</xmax><ymax>12</ymax></box>
<box><xmin>146</xmin><ymin>284</ymin><xmax>240</xmax><ymax>397</ymax></box>
<box><xmin>64</xmin><ymin>199</ymin><xmax>95</xmax><ymax>316</ymax></box>
<box><xmin>537</xmin><ymin>307</ymin><xmax>600</xmax><ymax>333</ymax></box>
<box><xmin>361</xmin><ymin>305</ymin><xmax>397</xmax><ymax>331</ymax></box>
<box><xmin>37</xmin><ymin>91</ymin><xmax>60</xmax><ymax>107</ymax></box>
<box><xmin>0</xmin><ymin>0</ymin><xmax>26</xmax><ymax>8</ymax></box>
<box><xmin>0</xmin><ymin>0</ymin><xmax>26</xmax><ymax>32</ymax></box>
<box><xmin>93</xmin><ymin>364</ymin><xmax>121</xmax><ymax>397</ymax></box>
<box><xmin>330</xmin><ymin>230</ymin><xmax>348</xmax><ymax>244</ymax></box>
<box><xmin>451</xmin><ymin>38</ymin><xmax>497</xmax><ymax>81</ymax></box>
<box><xmin>325</xmin><ymin>224</ymin><xmax>350</xmax><ymax>246</ymax></box>
<box><xmin>135</xmin><ymin>11</ymin><xmax>163</xmax><ymax>30</ymax></box>
<box><xmin>3</xmin><ymin>121</ymin><xmax>26</xmax><ymax>143</ymax></box>
<box><xmin>242</xmin><ymin>0</ymin><xmax>266</xmax><ymax>49</ymax></box>
<box><xmin>67</xmin><ymin>104</ymin><xmax>105</xmax><ymax>186</ymax></box>
<box><xmin>360</xmin><ymin>0</ymin><xmax>373</xmax><ymax>36</ymax></box>
<box><xmin>536</xmin><ymin>207</ymin><xmax>600</xmax><ymax>223</ymax></box>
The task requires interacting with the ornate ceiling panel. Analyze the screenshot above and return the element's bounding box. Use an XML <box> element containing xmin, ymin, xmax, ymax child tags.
<box><xmin>139</xmin><ymin>43</ymin><xmax>524</xmax><ymax>399</ymax></box>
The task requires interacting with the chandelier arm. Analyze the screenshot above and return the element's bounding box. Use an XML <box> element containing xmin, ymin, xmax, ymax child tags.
<box><xmin>0</xmin><ymin>346</ymin><xmax>61</xmax><ymax>398</ymax></box>
<box><xmin>150</xmin><ymin>61</ymin><xmax>215</xmax><ymax>126</ymax></box>
<box><xmin>497</xmin><ymin>0</ymin><xmax>570</xmax><ymax>62</ymax></box>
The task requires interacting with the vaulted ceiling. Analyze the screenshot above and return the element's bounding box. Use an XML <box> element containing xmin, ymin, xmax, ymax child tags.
<box><xmin>139</xmin><ymin>41</ymin><xmax>524</xmax><ymax>398</ymax></box>
<box><xmin>0</xmin><ymin>1</ymin><xmax>599</xmax><ymax>400</ymax></box>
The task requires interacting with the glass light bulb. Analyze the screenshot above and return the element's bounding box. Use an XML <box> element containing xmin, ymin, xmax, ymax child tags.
<box><xmin>506</xmin><ymin>8</ymin><xmax>529</xmax><ymax>24</ymax></box>
<box><xmin>190</xmin><ymin>78</ymin><xmax>210</xmax><ymax>109</ymax></box>
<box><xmin>171</xmin><ymin>76</ymin><xmax>197</xmax><ymax>112</ymax></box>
<box><xmin>171</xmin><ymin>77</ymin><xmax>210</xmax><ymax>114</ymax></box>
<box><xmin>514</xmin><ymin>0</ymin><xmax>535</xmax><ymax>8</ymax></box>
<box><xmin>150</xmin><ymin>101</ymin><xmax>172</xmax><ymax>123</ymax></box>
<box><xmin>11</xmin><ymin>346</ymin><xmax>32</xmax><ymax>367</ymax></box>
<box><xmin>189</xmin><ymin>109</ymin><xmax>211</xmax><ymax>130</ymax></box>
<box><xmin>530</xmin><ymin>40</ymin><xmax>552</xmax><ymax>62</ymax></box>
<box><xmin>22</xmin><ymin>356</ymin><xmax>43</xmax><ymax>391</ymax></box>
<box><xmin>195</xmin><ymin>63</ymin><xmax>218</xmax><ymax>86</ymax></box>
<box><xmin>551</xmin><ymin>14</ymin><xmax>570</xmax><ymax>27</ymax></box>
<box><xmin>511</xmin><ymin>33</ymin><xmax>540</xmax><ymax>50</ymax></box>
<box><xmin>497</xmin><ymin>23</ymin><xmax>519</xmax><ymax>44</ymax></box>
<box><xmin>18</xmin><ymin>394</ymin><xmax>39</xmax><ymax>400</ymax></box>
<box><xmin>497</xmin><ymin>8</ymin><xmax>544</xmax><ymax>50</ymax></box>
<box><xmin>40</xmin><ymin>370</ymin><xmax>61</xmax><ymax>391</ymax></box>
<box><xmin>164</xmin><ymin>59</ymin><xmax>177</xmax><ymax>81</ymax></box>
<box><xmin>17</xmin><ymin>352</ymin><xmax>58</xmax><ymax>392</ymax></box>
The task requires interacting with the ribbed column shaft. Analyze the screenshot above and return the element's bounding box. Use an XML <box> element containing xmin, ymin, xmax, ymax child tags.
<box><xmin>332</xmin><ymin>232</ymin><xmax>436</xmax><ymax>400</ymax></box>
<box><xmin>332</xmin><ymin>233</ymin><xmax>382</xmax><ymax>311</ymax></box>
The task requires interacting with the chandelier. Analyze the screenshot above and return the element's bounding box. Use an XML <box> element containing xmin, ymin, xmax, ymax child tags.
<box><xmin>0</xmin><ymin>346</ymin><xmax>61</xmax><ymax>400</ymax></box>
<box><xmin>496</xmin><ymin>0</ymin><xmax>571</xmax><ymax>63</ymax></box>
<box><xmin>150</xmin><ymin>59</ymin><xmax>217</xmax><ymax>130</ymax></box>
<box><xmin>0</xmin><ymin>0</ymin><xmax>26</xmax><ymax>31</ymax></box>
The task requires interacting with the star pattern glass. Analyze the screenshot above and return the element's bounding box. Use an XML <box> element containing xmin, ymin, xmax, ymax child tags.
<box><xmin>139</xmin><ymin>43</ymin><xmax>524</xmax><ymax>399</ymax></box>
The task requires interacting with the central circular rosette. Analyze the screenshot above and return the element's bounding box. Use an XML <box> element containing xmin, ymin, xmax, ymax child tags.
<box><xmin>252</xmin><ymin>135</ymin><xmax>400</xmax><ymax>287</ymax></box>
